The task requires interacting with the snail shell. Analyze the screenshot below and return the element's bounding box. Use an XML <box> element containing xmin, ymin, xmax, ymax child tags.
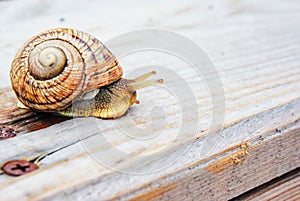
<box><xmin>10</xmin><ymin>28</ymin><xmax>122</xmax><ymax>112</ymax></box>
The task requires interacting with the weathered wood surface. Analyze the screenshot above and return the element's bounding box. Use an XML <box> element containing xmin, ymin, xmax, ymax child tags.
<box><xmin>0</xmin><ymin>0</ymin><xmax>300</xmax><ymax>200</ymax></box>
<box><xmin>232</xmin><ymin>168</ymin><xmax>300</xmax><ymax>201</ymax></box>
<box><xmin>0</xmin><ymin>87</ymin><xmax>69</xmax><ymax>135</ymax></box>
<box><xmin>1</xmin><ymin>92</ymin><xmax>299</xmax><ymax>201</ymax></box>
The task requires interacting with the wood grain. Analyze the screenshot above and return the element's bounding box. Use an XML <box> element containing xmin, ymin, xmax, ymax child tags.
<box><xmin>114</xmin><ymin>100</ymin><xmax>300</xmax><ymax>201</ymax></box>
<box><xmin>0</xmin><ymin>87</ymin><xmax>69</xmax><ymax>135</ymax></box>
<box><xmin>232</xmin><ymin>168</ymin><xmax>300</xmax><ymax>201</ymax></box>
<box><xmin>0</xmin><ymin>0</ymin><xmax>299</xmax><ymax>200</ymax></box>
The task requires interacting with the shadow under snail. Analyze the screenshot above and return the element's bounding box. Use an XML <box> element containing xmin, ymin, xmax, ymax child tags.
<box><xmin>10</xmin><ymin>28</ymin><xmax>163</xmax><ymax>119</ymax></box>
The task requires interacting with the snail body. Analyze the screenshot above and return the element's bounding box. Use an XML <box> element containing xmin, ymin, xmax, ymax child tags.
<box><xmin>10</xmin><ymin>28</ymin><xmax>163</xmax><ymax>119</ymax></box>
<box><xmin>59</xmin><ymin>71</ymin><xmax>163</xmax><ymax>118</ymax></box>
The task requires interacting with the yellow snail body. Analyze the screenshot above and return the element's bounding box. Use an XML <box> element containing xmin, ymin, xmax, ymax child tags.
<box><xmin>10</xmin><ymin>28</ymin><xmax>163</xmax><ymax>119</ymax></box>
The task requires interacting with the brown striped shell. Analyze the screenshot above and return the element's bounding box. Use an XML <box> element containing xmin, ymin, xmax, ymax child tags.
<box><xmin>10</xmin><ymin>28</ymin><xmax>123</xmax><ymax>112</ymax></box>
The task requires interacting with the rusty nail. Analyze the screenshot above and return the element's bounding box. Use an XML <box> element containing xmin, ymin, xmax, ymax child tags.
<box><xmin>1</xmin><ymin>160</ymin><xmax>39</xmax><ymax>176</ymax></box>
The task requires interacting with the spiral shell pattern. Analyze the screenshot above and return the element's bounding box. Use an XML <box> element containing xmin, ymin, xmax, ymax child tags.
<box><xmin>10</xmin><ymin>28</ymin><xmax>123</xmax><ymax>111</ymax></box>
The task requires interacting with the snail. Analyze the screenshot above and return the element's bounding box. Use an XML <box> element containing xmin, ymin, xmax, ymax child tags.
<box><xmin>10</xmin><ymin>28</ymin><xmax>163</xmax><ymax>119</ymax></box>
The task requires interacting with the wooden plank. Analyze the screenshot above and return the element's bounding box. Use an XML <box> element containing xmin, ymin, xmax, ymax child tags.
<box><xmin>232</xmin><ymin>168</ymin><xmax>300</xmax><ymax>201</ymax></box>
<box><xmin>0</xmin><ymin>97</ymin><xmax>299</xmax><ymax>200</ymax></box>
<box><xmin>0</xmin><ymin>0</ymin><xmax>299</xmax><ymax>200</ymax></box>
<box><xmin>93</xmin><ymin>100</ymin><xmax>300</xmax><ymax>201</ymax></box>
